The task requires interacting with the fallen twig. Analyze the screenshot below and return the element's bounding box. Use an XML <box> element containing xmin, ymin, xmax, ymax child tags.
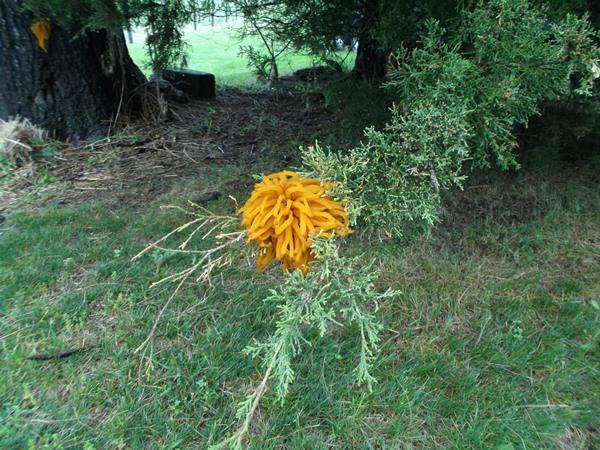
<box><xmin>26</xmin><ymin>346</ymin><xmax>95</xmax><ymax>361</ymax></box>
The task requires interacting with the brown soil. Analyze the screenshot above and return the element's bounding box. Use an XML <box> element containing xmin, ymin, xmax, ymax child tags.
<box><xmin>1</xmin><ymin>88</ymin><xmax>335</xmax><ymax>213</ymax></box>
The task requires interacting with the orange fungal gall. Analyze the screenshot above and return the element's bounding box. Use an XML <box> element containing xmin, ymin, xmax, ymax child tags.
<box><xmin>31</xmin><ymin>20</ymin><xmax>51</xmax><ymax>52</ymax></box>
<box><xmin>239</xmin><ymin>170</ymin><xmax>350</xmax><ymax>272</ymax></box>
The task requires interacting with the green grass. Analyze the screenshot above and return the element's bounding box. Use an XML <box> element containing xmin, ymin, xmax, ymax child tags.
<box><xmin>127</xmin><ymin>22</ymin><xmax>355</xmax><ymax>86</ymax></box>
<box><xmin>1</xmin><ymin>157</ymin><xmax>599</xmax><ymax>448</ymax></box>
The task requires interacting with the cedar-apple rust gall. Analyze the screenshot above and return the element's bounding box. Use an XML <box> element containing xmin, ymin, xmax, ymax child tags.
<box><xmin>239</xmin><ymin>171</ymin><xmax>350</xmax><ymax>272</ymax></box>
<box><xmin>31</xmin><ymin>20</ymin><xmax>51</xmax><ymax>52</ymax></box>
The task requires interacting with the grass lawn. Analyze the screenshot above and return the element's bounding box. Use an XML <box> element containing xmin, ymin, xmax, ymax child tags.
<box><xmin>1</xmin><ymin>141</ymin><xmax>599</xmax><ymax>448</ymax></box>
<box><xmin>127</xmin><ymin>22</ymin><xmax>355</xmax><ymax>85</ymax></box>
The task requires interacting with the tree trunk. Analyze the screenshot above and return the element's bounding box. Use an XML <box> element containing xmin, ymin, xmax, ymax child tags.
<box><xmin>0</xmin><ymin>0</ymin><xmax>145</xmax><ymax>140</ymax></box>
<box><xmin>352</xmin><ymin>0</ymin><xmax>388</xmax><ymax>82</ymax></box>
<box><xmin>353</xmin><ymin>35</ymin><xmax>388</xmax><ymax>81</ymax></box>
<box><xmin>590</xmin><ymin>2</ymin><xmax>600</xmax><ymax>28</ymax></box>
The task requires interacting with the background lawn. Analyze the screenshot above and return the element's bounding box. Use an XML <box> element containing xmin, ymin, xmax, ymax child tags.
<box><xmin>127</xmin><ymin>21</ymin><xmax>356</xmax><ymax>85</ymax></box>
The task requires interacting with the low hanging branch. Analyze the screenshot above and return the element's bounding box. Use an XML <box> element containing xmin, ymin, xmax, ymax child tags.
<box><xmin>132</xmin><ymin>175</ymin><xmax>396</xmax><ymax>449</ymax></box>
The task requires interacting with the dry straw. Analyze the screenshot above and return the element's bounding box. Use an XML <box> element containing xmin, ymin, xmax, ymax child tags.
<box><xmin>0</xmin><ymin>117</ymin><xmax>47</xmax><ymax>168</ymax></box>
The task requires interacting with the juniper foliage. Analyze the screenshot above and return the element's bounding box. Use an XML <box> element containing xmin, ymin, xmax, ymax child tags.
<box><xmin>214</xmin><ymin>236</ymin><xmax>396</xmax><ymax>449</ymax></box>
<box><xmin>244</xmin><ymin>237</ymin><xmax>393</xmax><ymax>398</ymax></box>
<box><xmin>303</xmin><ymin>0</ymin><xmax>600</xmax><ymax>239</ymax></box>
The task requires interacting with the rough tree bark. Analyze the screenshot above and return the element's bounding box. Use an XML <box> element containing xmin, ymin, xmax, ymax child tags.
<box><xmin>0</xmin><ymin>0</ymin><xmax>145</xmax><ymax>139</ymax></box>
<box><xmin>352</xmin><ymin>0</ymin><xmax>388</xmax><ymax>82</ymax></box>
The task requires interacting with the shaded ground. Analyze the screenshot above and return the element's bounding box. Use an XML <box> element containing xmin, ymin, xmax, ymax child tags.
<box><xmin>1</xmin><ymin>88</ymin><xmax>335</xmax><ymax>212</ymax></box>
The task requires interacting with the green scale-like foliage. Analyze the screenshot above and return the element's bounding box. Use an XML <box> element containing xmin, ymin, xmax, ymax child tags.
<box><xmin>304</xmin><ymin>0</ymin><xmax>600</xmax><ymax>239</ymax></box>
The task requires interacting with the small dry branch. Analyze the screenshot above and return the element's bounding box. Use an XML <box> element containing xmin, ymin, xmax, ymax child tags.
<box><xmin>132</xmin><ymin>202</ymin><xmax>246</xmax><ymax>354</ymax></box>
<box><xmin>27</xmin><ymin>346</ymin><xmax>95</xmax><ymax>361</ymax></box>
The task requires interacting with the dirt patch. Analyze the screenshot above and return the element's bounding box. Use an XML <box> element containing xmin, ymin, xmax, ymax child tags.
<box><xmin>0</xmin><ymin>88</ymin><xmax>336</xmax><ymax>213</ymax></box>
<box><xmin>439</xmin><ymin>159</ymin><xmax>600</xmax><ymax>230</ymax></box>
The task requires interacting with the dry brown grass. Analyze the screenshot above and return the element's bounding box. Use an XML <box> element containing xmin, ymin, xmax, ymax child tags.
<box><xmin>0</xmin><ymin>89</ymin><xmax>336</xmax><ymax>214</ymax></box>
<box><xmin>0</xmin><ymin>117</ymin><xmax>47</xmax><ymax>168</ymax></box>
<box><xmin>556</xmin><ymin>427</ymin><xmax>594</xmax><ymax>450</ymax></box>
